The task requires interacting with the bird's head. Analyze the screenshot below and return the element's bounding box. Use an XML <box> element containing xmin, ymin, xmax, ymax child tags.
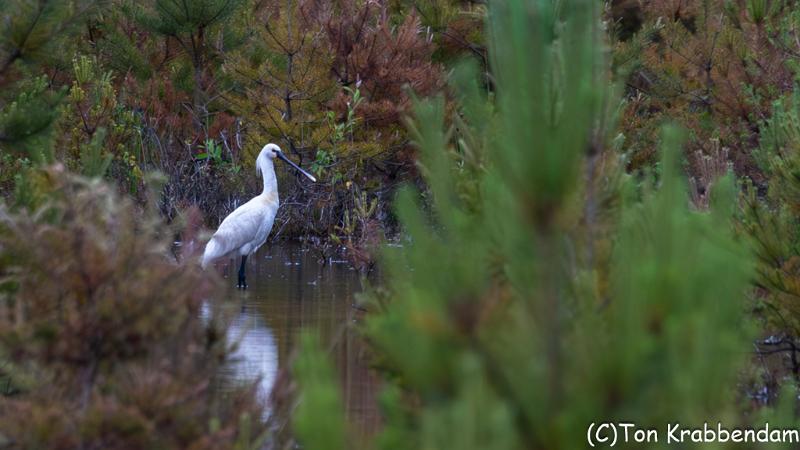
<box><xmin>257</xmin><ymin>143</ymin><xmax>316</xmax><ymax>182</ymax></box>
<box><xmin>260</xmin><ymin>143</ymin><xmax>281</xmax><ymax>160</ymax></box>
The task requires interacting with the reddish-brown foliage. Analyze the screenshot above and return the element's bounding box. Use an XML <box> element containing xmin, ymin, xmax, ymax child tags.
<box><xmin>0</xmin><ymin>166</ymin><xmax>265</xmax><ymax>449</ymax></box>
<box><xmin>617</xmin><ymin>0</ymin><xmax>796</xmax><ymax>183</ymax></box>
<box><xmin>307</xmin><ymin>0</ymin><xmax>442</xmax><ymax>126</ymax></box>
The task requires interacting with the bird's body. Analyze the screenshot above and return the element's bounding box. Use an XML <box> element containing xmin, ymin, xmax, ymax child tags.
<box><xmin>200</xmin><ymin>191</ymin><xmax>278</xmax><ymax>268</ymax></box>
<box><xmin>201</xmin><ymin>143</ymin><xmax>316</xmax><ymax>288</ymax></box>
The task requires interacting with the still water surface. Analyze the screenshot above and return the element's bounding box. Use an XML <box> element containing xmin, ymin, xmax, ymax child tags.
<box><xmin>206</xmin><ymin>243</ymin><xmax>381</xmax><ymax>439</ymax></box>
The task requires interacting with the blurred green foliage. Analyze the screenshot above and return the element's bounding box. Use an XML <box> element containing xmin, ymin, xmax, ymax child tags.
<box><xmin>293</xmin><ymin>333</ymin><xmax>348</xmax><ymax>450</ymax></box>
<box><xmin>290</xmin><ymin>1</ymin><xmax>773</xmax><ymax>449</ymax></box>
<box><xmin>8</xmin><ymin>0</ymin><xmax>800</xmax><ymax>448</ymax></box>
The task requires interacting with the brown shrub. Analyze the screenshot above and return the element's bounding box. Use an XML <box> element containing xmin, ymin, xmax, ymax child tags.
<box><xmin>0</xmin><ymin>166</ymin><xmax>266</xmax><ymax>449</ymax></box>
<box><xmin>616</xmin><ymin>0</ymin><xmax>796</xmax><ymax>183</ymax></box>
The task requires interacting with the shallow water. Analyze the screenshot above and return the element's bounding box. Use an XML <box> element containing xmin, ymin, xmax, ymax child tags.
<box><xmin>207</xmin><ymin>243</ymin><xmax>381</xmax><ymax>439</ymax></box>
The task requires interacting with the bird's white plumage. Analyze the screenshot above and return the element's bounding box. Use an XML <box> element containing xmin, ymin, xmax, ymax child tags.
<box><xmin>201</xmin><ymin>194</ymin><xmax>278</xmax><ymax>267</ymax></box>
<box><xmin>201</xmin><ymin>144</ymin><xmax>282</xmax><ymax>268</ymax></box>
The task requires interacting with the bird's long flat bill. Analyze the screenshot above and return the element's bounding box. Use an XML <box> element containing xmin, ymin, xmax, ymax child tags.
<box><xmin>276</xmin><ymin>151</ymin><xmax>316</xmax><ymax>182</ymax></box>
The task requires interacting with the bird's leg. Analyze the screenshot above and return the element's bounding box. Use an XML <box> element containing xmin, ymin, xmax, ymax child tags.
<box><xmin>237</xmin><ymin>254</ymin><xmax>248</xmax><ymax>289</ymax></box>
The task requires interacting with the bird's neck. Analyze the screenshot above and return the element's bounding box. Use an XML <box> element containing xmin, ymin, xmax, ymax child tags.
<box><xmin>261</xmin><ymin>158</ymin><xmax>278</xmax><ymax>197</ymax></box>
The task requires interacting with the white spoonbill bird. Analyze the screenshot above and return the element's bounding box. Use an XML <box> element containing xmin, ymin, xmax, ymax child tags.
<box><xmin>201</xmin><ymin>143</ymin><xmax>316</xmax><ymax>288</ymax></box>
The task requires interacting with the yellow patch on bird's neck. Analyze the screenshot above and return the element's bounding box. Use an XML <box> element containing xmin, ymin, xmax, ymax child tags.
<box><xmin>261</xmin><ymin>191</ymin><xmax>278</xmax><ymax>205</ymax></box>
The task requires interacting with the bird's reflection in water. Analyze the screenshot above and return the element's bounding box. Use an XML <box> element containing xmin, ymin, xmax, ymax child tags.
<box><xmin>206</xmin><ymin>243</ymin><xmax>382</xmax><ymax>440</ymax></box>
<box><xmin>224</xmin><ymin>303</ymin><xmax>279</xmax><ymax>407</ymax></box>
<box><xmin>200</xmin><ymin>301</ymin><xmax>279</xmax><ymax>416</ymax></box>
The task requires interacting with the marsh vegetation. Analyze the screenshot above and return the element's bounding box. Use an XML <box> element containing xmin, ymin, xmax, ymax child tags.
<box><xmin>5</xmin><ymin>1</ymin><xmax>800</xmax><ymax>449</ymax></box>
